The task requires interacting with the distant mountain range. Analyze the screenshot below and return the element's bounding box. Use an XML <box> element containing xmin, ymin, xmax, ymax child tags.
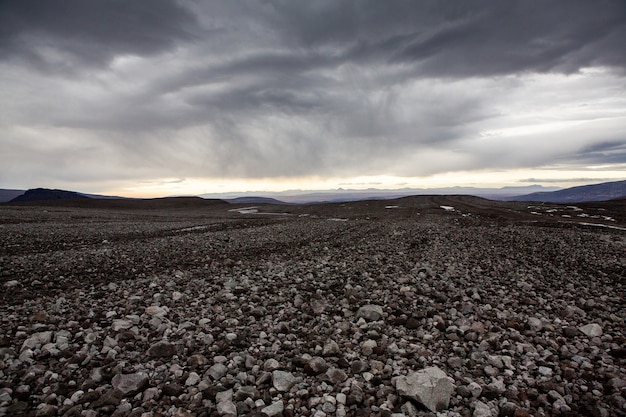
<box><xmin>224</xmin><ymin>196</ymin><xmax>289</xmax><ymax>205</ymax></box>
<box><xmin>200</xmin><ymin>185</ymin><xmax>561</xmax><ymax>204</ymax></box>
<box><xmin>0</xmin><ymin>189</ymin><xmax>26</xmax><ymax>202</ymax></box>
<box><xmin>2</xmin><ymin>180</ymin><xmax>625</xmax><ymax>204</ymax></box>
<box><xmin>506</xmin><ymin>179</ymin><xmax>626</xmax><ymax>203</ymax></box>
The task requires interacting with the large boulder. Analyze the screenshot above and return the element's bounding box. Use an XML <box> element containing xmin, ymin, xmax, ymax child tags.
<box><xmin>395</xmin><ymin>367</ymin><xmax>455</xmax><ymax>412</ymax></box>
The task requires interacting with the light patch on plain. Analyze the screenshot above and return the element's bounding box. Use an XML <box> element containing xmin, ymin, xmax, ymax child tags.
<box><xmin>576</xmin><ymin>223</ymin><xmax>626</xmax><ymax>231</ymax></box>
<box><xmin>440</xmin><ymin>206</ymin><xmax>455</xmax><ymax>211</ymax></box>
<box><xmin>229</xmin><ymin>207</ymin><xmax>258</xmax><ymax>214</ymax></box>
<box><xmin>176</xmin><ymin>225</ymin><xmax>209</xmax><ymax>232</ymax></box>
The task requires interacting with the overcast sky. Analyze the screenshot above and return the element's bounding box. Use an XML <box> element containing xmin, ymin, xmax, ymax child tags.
<box><xmin>1</xmin><ymin>0</ymin><xmax>625</xmax><ymax>196</ymax></box>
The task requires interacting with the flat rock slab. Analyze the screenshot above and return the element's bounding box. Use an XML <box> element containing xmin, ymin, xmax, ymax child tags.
<box><xmin>579</xmin><ymin>323</ymin><xmax>603</xmax><ymax>337</ymax></box>
<box><xmin>112</xmin><ymin>373</ymin><xmax>149</xmax><ymax>396</ymax></box>
<box><xmin>262</xmin><ymin>401</ymin><xmax>284</xmax><ymax>416</ymax></box>
<box><xmin>395</xmin><ymin>367</ymin><xmax>455</xmax><ymax>412</ymax></box>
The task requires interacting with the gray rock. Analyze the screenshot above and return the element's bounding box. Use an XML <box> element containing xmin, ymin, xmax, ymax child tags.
<box><xmin>351</xmin><ymin>360</ymin><xmax>369</xmax><ymax>373</ymax></box>
<box><xmin>473</xmin><ymin>400</ymin><xmax>494</xmax><ymax>417</ymax></box>
<box><xmin>234</xmin><ymin>386</ymin><xmax>259</xmax><ymax>401</ymax></box>
<box><xmin>91</xmin><ymin>388</ymin><xmax>123</xmax><ymax>408</ymax></box>
<box><xmin>579</xmin><ymin>323</ymin><xmax>603</xmax><ymax>337</ymax></box>
<box><xmin>147</xmin><ymin>341</ymin><xmax>176</xmax><ymax>358</ymax></box>
<box><xmin>35</xmin><ymin>404</ymin><xmax>57</xmax><ymax>416</ymax></box>
<box><xmin>305</xmin><ymin>357</ymin><xmax>329</xmax><ymax>375</ymax></box>
<box><xmin>162</xmin><ymin>383</ymin><xmax>184</xmax><ymax>396</ymax></box>
<box><xmin>185</xmin><ymin>371</ymin><xmax>200</xmax><ymax>386</ymax></box>
<box><xmin>111</xmin><ymin>373</ymin><xmax>149</xmax><ymax>396</ymax></box>
<box><xmin>208</xmin><ymin>363</ymin><xmax>229</xmax><ymax>380</ymax></box>
<box><xmin>272</xmin><ymin>370</ymin><xmax>297</xmax><ymax>392</ymax></box>
<box><xmin>216</xmin><ymin>389</ymin><xmax>233</xmax><ymax>403</ymax></box>
<box><xmin>216</xmin><ymin>399</ymin><xmax>237</xmax><ymax>416</ymax></box>
<box><xmin>357</xmin><ymin>304</ymin><xmax>384</xmax><ymax>321</ymax></box>
<box><xmin>326</xmin><ymin>368</ymin><xmax>348</xmax><ymax>385</ymax></box>
<box><xmin>527</xmin><ymin>317</ymin><xmax>543</xmax><ymax>332</ymax></box>
<box><xmin>262</xmin><ymin>400</ymin><xmax>284</xmax><ymax>417</ymax></box>
<box><xmin>145</xmin><ymin>305</ymin><xmax>167</xmax><ymax>317</ymax></box>
<box><xmin>468</xmin><ymin>381</ymin><xmax>482</xmax><ymax>398</ymax></box>
<box><xmin>21</xmin><ymin>331</ymin><xmax>52</xmax><ymax>351</ymax></box>
<box><xmin>111</xmin><ymin>319</ymin><xmax>132</xmax><ymax>332</ymax></box>
<box><xmin>263</xmin><ymin>358</ymin><xmax>280</xmax><ymax>371</ymax></box>
<box><xmin>395</xmin><ymin>367</ymin><xmax>455</xmax><ymax>412</ymax></box>
<box><xmin>322</xmin><ymin>339</ymin><xmax>340</xmax><ymax>356</ymax></box>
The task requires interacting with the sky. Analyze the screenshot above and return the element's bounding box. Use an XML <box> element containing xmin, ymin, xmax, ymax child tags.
<box><xmin>1</xmin><ymin>0</ymin><xmax>625</xmax><ymax>197</ymax></box>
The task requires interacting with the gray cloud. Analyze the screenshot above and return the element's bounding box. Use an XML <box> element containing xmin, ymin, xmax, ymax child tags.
<box><xmin>1</xmin><ymin>0</ymin><xmax>625</xmax><ymax>191</ymax></box>
<box><xmin>0</xmin><ymin>0</ymin><xmax>202</xmax><ymax>71</ymax></box>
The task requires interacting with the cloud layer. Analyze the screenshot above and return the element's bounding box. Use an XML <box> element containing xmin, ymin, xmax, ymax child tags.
<box><xmin>1</xmin><ymin>0</ymin><xmax>625</xmax><ymax>193</ymax></box>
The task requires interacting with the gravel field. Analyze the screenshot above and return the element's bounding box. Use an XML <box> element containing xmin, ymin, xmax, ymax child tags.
<box><xmin>0</xmin><ymin>196</ymin><xmax>624</xmax><ymax>417</ymax></box>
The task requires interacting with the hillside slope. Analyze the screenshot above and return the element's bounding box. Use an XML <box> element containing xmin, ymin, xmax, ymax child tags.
<box><xmin>508</xmin><ymin>180</ymin><xmax>626</xmax><ymax>203</ymax></box>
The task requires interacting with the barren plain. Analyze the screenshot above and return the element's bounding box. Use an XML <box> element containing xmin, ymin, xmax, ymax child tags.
<box><xmin>0</xmin><ymin>196</ymin><xmax>624</xmax><ymax>417</ymax></box>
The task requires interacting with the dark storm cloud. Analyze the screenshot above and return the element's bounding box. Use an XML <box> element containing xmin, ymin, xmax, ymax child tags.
<box><xmin>259</xmin><ymin>0</ymin><xmax>626</xmax><ymax>75</ymax></box>
<box><xmin>565</xmin><ymin>141</ymin><xmax>626</xmax><ymax>165</ymax></box>
<box><xmin>1</xmin><ymin>0</ymin><xmax>625</xmax><ymax>189</ymax></box>
<box><xmin>0</xmin><ymin>0</ymin><xmax>201</xmax><ymax>71</ymax></box>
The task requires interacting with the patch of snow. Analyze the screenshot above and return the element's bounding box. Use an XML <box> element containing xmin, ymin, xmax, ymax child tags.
<box><xmin>177</xmin><ymin>225</ymin><xmax>209</xmax><ymax>232</ymax></box>
<box><xmin>561</xmin><ymin>215</ymin><xmax>571</xmax><ymax>218</ymax></box>
<box><xmin>385</xmin><ymin>205</ymin><xmax>399</xmax><ymax>209</ymax></box>
<box><xmin>530</xmin><ymin>212</ymin><xmax>541</xmax><ymax>215</ymax></box>
<box><xmin>440</xmin><ymin>206</ymin><xmax>455</xmax><ymax>211</ymax></box>
<box><xmin>577</xmin><ymin>222</ymin><xmax>626</xmax><ymax>231</ymax></box>
<box><xmin>327</xmin><ymin>218</ymin><xmax>348</xmax><ymax>222</ymax></box>
<box><xmin>229</xmin><ymin>207</ymin><xmax>259</xmax><ymax>214</ymax></box>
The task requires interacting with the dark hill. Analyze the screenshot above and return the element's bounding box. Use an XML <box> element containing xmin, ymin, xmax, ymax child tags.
<box><xmin>7</xmin><ymin>195</ymin><xmax>227</xmax><ymax>209</ymax></box>
<box><xmin>508</xmin><ymin>180</ymin><xmax>626</xmax><ymax>203</ymax></box>
<box><xmin>11</xmin><ymin>188</ymin><xmax>90</xmax><ymax>202</ymax></box>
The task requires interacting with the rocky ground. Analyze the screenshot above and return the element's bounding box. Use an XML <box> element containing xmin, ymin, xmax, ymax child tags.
<box><xmin>0</xmin><ymin>196</ymin><xmax>624</xmax><ymax>417</ymax></box>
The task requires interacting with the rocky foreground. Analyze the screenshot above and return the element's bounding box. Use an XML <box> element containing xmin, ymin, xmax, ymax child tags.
<box><xmin>0</xmin><ymin>196</ymin><xmax>624</xmax><ymax>417</ymax></box>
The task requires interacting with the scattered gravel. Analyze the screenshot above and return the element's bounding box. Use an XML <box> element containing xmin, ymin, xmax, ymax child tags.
<box><xmin>0</xmin><ymin>196</ymin><xmax>624</xmax><ymax>416</ymax></box>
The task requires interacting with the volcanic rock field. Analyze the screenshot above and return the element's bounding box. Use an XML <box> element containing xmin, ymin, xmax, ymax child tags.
<box><xmin>0</xmin><ymin>196</ymin><xmax>624</xmax><ymax>417</ymax></box>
